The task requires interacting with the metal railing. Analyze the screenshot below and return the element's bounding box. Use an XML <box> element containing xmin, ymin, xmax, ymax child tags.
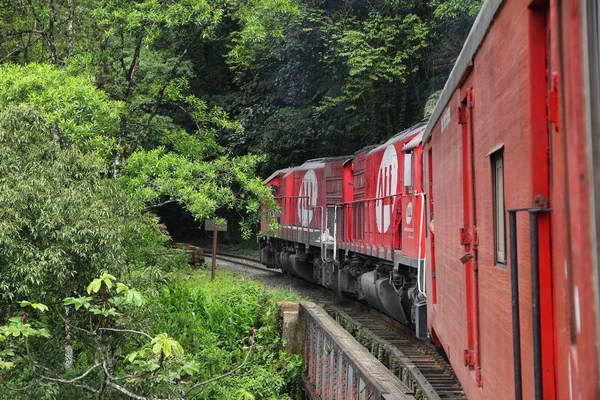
<box><xmin>507</xmin><ymin>207</ymin><xmax>552</xmax><ymax>400</ymax></box>
<box><xmin>276</xmin><ymin>194</ymin><xmax>401</xmax><ymax>255</ymax></box>
<box><xmin>300</xmin><ymin>302</ymin><xmax>413</xmax><ymax>400</ymax></box>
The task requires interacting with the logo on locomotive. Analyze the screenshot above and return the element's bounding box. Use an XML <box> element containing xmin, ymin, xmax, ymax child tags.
<box><xmin>406</xmin><ymin>201</ymin><xmax>413</xmax><ymax>225</ymax></box>
<box><xmin>297</xmin><ymin>169</ymin><xmax>318</xmax><ymax>227</ymax></box>
<box><xmin>376</xmin><ymin>145</ymin><xmax>398</xmax><ymax>232</ymax></box>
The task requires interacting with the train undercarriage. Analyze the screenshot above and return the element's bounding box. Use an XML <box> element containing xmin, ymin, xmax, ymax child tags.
<box><xmin>260</xmin><ymin>238</ymin><xmax>427</xmax><ymax>336</ymax></box>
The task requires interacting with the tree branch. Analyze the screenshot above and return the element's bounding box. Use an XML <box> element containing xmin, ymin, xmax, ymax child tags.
<box><xmin>145</xmin><ymin>47</ymin><xmax>189</xmax><ymax>132</ymax></box>
<box><xmin>113</xmin><ymin>19</ymin><xmax>148</xmax><ymax>178</ymax></box>
<box><xmin>38</xmin><ymin>363</ymin><xmax>101</xmax><ymax>384</ymax></box>
<box><xmin>98</xmin><ymin>327</ymin><xmax>153</xmax><ymax>340</ymax></box>
<box><xmin>145</xmin><ymin>199</ymin><xmax>178</xmax><ymax>210</ymax></box>
<box><xmin>53</xmin><ymin>305</ymin><xmax>93</xmax><ymax>335</ymax></box>
<box><xmin>2</xmin><ymin>379</ymin><xmax>40</xmax><ymax>392</ymax></box>
<box><xmin>184</xmin><ymin>344</ymin><xmax>254</xmax><ymax>397</ymax></box>
<box><xmin>103</xmin><ymin>363</ymin><xmax>182</xmax><ymax>400</ymax></box>
<box><xmin>124</xmin><ymin>20</ymin><xmax>147</xmax><ymax>99</ymax></box>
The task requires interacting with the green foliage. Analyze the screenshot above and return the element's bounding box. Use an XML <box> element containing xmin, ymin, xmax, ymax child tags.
<box><xmin>0</xmin><ymin>269</ymin><xmax>303</xmax><ymax>399</ymax></box>
<box><xmin>120</xmin><ymin>148</ymin><xmax>276</xmax><ymax>238</ymax></box>
<box><xmin>0</xmin><ymin>317</ymin><xmax>50</xmax><ymax>339</ymax></box>
<box><xmin>432</xmin><ymin>0</ymin><xmax>484</xmax><ymax>19</ymax></box>
<box><xmin>18</xmin><ymin>301</ymin><xmax>49</xmax><ymax>313</ymax></box>
<box><xmin>151</xmin><ymin>333</ymin><xmax>185</xmax><ymax>357</ymax></box>
<box><xmin>322</xmin><ymin>12</ymin><xmax>430</xmax><ymax>105</ymax></box>
<box><xmin>223</xmin><ymin>0</ymin><xmax>484</xmax><ymax>175</ymax></box>
<box><xmin>141</xmin><ymin>269</ymin><xmax>304</xmax><ymax>399</ymax></box>
<box><xmin>0</xmin><ymin>106</ymin><xmax>169</xmax><ymax>303</ymax></box>
<box><xmin>0</xmin><ymin>63</ymin><xmax>123</xmax><ymax>157</ymax></box>
<box><xmin>0</xmin><ymin>1</ymin><xmax>295</xmax><ymax>241</ymax></box>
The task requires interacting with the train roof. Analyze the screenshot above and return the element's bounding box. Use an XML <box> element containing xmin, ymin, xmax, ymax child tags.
<box><xmin>305</xmin><ymin>155</ymin><xmax>353</xmax><ymax>164</ymax></box>
<box><xmin>263</xmin><ymin>168</ymin><xmax>290</xmax><ymax>184</ymax></box>
<box><xmin>403</xmin><ymin>130</ymin><xmax>425</xmax><ymax>152</ymax></box>
<box><xmin>368</xmin><ymin>123</ymin><xmax>426</xmax><ymax>155</ymax></box>
<box><xmin>422</xmin><ymin>0</ymin><xmax>504</xmax><ymax>143</ymax></box>
<box><xmin>281</xmin><ymin>156</ymin><xmax>353</xmax><ymax>177</ymax></box>
<box><xmin>354</xmin><ymin>145</ymin><xmax>378</xmax><ymax>156</ymax></box>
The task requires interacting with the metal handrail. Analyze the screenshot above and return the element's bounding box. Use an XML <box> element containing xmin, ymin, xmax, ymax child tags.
<box><xmin>507</xmin><ymin>207</ymin><xmax>552</xmax><ymax>400</ymax></box>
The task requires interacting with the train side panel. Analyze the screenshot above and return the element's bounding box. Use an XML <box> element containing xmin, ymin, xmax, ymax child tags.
<box><xmin>425</xmin><ymin>0</ymin><xmax>543</xmax><ymax>398</ymax></box>
<box><xmin>553</xmin><ymin>0</ymin><xmax>600</xmax><ymax>397</ymax></box>
<box><xmin>425</xmin><ymin>0</ymin><xmax>600</xmax><ymax>399</ymax></box>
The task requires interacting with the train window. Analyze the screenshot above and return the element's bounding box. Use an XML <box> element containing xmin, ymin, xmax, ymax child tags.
<box><xmin>492</xmin><ymin>151</ymin><xmax>506</xmax><ymax>265</ymax></box>
<box><xmin>404</xmin><ymin>152</ymin><xmax>413</xmax><ymax>188</ymax></box>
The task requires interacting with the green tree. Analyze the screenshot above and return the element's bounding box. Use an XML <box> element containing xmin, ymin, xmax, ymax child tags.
<box><xmin>222</xmin><ymin>0</ymin><xmax>483</xmax><ymax>174</ymax></box>
<box><xmin>0</xmin><ymin>63</ymin><xmax>123</xmax><ymax>158</ymax></box>
<box><xmin>0</xmin><ymin>105</ymin><xmax>172</xmax><ymax>370</ymax></box>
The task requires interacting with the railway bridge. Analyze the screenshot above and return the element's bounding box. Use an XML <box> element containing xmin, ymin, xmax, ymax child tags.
<box><xmin>279</xmin><ymin>301</ymin><xmax>465</xmax><ymax>400</ymax></box>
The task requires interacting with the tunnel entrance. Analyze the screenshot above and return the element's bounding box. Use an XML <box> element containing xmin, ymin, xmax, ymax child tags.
<box><xmin>151</xmin><ymin>202</ymin><xmax>206</xmax><ymax>243</ymax></box>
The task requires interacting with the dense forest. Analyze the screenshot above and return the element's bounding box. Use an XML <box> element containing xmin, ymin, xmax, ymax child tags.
<box><xmin>0</xmin><ymin>0</ymin><xmax>482</xmax><ymax>398</ymax></box>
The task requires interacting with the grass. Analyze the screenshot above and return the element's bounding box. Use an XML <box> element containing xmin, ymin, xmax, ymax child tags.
<box><xmin>142</xmin><ymin>268</ymin><xmax>305</xmax><ymax>399</ymax></box>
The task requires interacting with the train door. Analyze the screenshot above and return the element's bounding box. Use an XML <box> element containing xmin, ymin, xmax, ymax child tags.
<box><xmin>520</xmin><ymin>3</ymin><xmax>555</xmax><ymax>399</ymax></box>
<box><xmin>457</xmin><ymin>84</ymin><xmax>482</xmax><ymax>386</ymax></box>
<box><xmin>588</xmin><ymin>0</ymin><xmax>600</xmax><ymax>383</ymax></box>
<box><xmin>428</xmin><ymin>148</ymin><xmax>437</xmax><ymax>304</ymax></box>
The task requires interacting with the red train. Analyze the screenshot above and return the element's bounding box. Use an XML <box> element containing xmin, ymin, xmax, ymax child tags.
<box><xmin>260</xmin><ymin>0</ymin><xmax>600</xmax><ymax>398</ymax></box>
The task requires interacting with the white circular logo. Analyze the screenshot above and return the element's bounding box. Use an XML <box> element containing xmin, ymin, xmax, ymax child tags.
<box><xmin>376</xmin><ymin>145</ymin><xmax>398</xmax><ymax>232</ymax></box>
<box><xmin>406</xmin><ymin>201</ymin><xmax>413</xmax><ymax>225</ymax></box>
<box><xmin>298</xmin><ymin>169</ymin><xmax>318</xmax><ymax>227</ymax></box>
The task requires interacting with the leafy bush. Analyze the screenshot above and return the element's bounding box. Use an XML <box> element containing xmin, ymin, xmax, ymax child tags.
<box><xmin>0</xmin><ymin>63</ymin><xmax>123</xmax><ymax>157</ymax></box>
<box><xmin>0</xmin><ymin>106</ymin><xmax>172</xmax><ymax>306</ymax></box>
<box><xmin>0</xmin><ymin>268</ymin><xmax>304</xmax><ymax>400</ymax></box>
<box><xmin>142</xmin><ymin>269</ymin><xmax>304</xmax><ymax>399</ymax></box>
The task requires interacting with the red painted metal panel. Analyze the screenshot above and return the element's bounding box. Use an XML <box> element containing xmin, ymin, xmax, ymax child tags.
<box><xmin>286</xmin><ymin>163</ymin><xmax>327</xmax><ymax>232</ymax></box>
<box><xmin>458</xmin><ymin>86</ymin><xmax>482</xmax><ymax>386</ymax></box>
<box><xmin>528</xmin><ymin>5</ymin><xmax>556</xmax><ymax>399</ymax></box>
<box><xmin>427</xmin><ymin>148</ymin><xmax>437</xmax><ymax>304</ymax></box>
<box><xmin>425</xmin><ymin>0</ymin><xmax>546</xmax><ymax>397</ymax></box>
<box><xmin>552</xmin><ymin>0</ymin><xmax>600</xmax><ymax>398</ymax></box>
<box><xmin>325</xmin><ymin>160</ymin><xmax>345</xmax><ymax>206</ymax></box>
<box><xmin>342</xmin><ymin>161</ymin><xmax>354</xmax><ymax>242</ymax></box>
<box><xmin>425</xmin><ymin>0</ymin><xmax>600</xmax><ymax>399</ymax></box>
<box><xmin>346</xmin><ymin>126</ymin><xmax>425</xmax><ymax>261</ymax></box>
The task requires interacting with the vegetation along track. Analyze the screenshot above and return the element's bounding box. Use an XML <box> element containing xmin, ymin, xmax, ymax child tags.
<box><xmin>209</xmin><ymin>251</ymin><xmax>465</xmax><ymax>399</ymax></box>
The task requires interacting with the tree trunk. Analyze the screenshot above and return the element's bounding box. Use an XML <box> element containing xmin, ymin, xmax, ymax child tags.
<box><xmin>48</xmin><ymin>0</ymin><xmax>57</xmax><ymax>63</ymax></box>
<box><xmin>64</xmin><ymin>306</ymin><xmax>74</xmax><ymax>370</ymax></box>
<box><xmin>112</xmin><ymin>21</ymin><xmax>146</xmax><ymax>178</ymax></box>
<box><xmin>66</xmin><ymin>0</ymin><xmax>74</xmax><ymax>59</ymax></box>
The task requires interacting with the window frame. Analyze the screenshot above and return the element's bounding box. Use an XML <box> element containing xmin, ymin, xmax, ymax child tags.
<box><xmin>491</xmin><ymin>150</ymin><xmax>507</xmax><ymax>266</ymax></box>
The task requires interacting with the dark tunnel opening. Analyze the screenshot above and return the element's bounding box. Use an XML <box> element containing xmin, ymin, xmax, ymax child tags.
<box><xmin>151</xmin><ymin>202</ymin><xmax>206</xmax><ymax>243</ymax></box>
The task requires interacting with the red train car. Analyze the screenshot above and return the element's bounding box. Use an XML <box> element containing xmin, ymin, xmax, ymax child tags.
<box><xmin>422</xmin><ymin>0</ymin><xmax>600</xmax><ymax>399</ymax></box>
<box><xmin>261</xmin><ymin>125</ymin><xmax>430</xmax><ymax>334</ymax></box>
<box><xmin>260</xmin><ymin>1</ymin><xmax>599</xmax><ymax>398</ymax></box>
<box><xmin>261</xmin><ymin>168</ymin><xmax>289</xmax><ymax>232</ymax></box>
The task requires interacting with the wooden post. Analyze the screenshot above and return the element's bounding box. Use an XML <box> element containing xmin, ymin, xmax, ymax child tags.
<box><xmin>211</xmin><ymin>223</ymin><xmax>218</xmax><ymax>280</ymax></box>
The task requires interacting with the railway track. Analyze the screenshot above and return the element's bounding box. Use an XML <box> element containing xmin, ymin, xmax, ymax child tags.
<box><xmin>210</xmin><ymin>251</ymin><xmax>465</xmax><ymax>399</ymax></box>
<box><xmin>203</xmin><ymin>250</ymin><xmax>281</xmax><ymax>272</ymax></box>
<box><xmin>327</xmin><ymin>304</ymin><xmax>466</xmax><ymax>399</ymax></box>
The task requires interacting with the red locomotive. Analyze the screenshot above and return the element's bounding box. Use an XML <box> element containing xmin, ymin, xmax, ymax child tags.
<box><xmin>260</xmin><ymin>0</ymin><xmax>600</xmax><ymax>399</ymax></box>
<box><xmin>261</xmin><ymin>124</ymin><xmax>429</xmax><ymax>329</ymax></box>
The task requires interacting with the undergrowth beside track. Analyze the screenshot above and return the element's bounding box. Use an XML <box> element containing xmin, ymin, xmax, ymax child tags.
<box><xmin>140</xmin><ymin>268</ymin><xmax>305</xmax><ymax>399</ymax></box>
<box><xmin>0</xmin><ymin>267</ymin><xmax>305</xmax><ymax>400</ymax></box>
